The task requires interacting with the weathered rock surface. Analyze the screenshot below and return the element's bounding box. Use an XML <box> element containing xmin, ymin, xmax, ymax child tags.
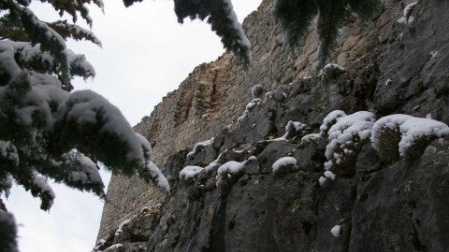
<box><xmin>96</xmin><ymin>0</ymin><xmax>449</xmax><ymax>251</ymax></box>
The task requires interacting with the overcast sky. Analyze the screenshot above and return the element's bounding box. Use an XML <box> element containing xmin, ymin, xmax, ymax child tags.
<box><xmin>5</xmin><ymin>0</ymin><xmax>263</xmax><ymax>251</ymax></box>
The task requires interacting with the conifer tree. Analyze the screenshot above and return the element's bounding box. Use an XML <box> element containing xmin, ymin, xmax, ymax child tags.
<box><xmin>0</xmin><ymin>0</ymin><xmax>169</xmax><ymax>250</ymax></box>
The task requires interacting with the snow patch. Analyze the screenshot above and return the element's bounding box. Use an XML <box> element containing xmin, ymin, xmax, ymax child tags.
<box><xmin>324</xmin><ymin>111</ymin><xmax>376</xmax><ymax>170</ymax></box>
<box><xmin>216</xmin><ymin>157</ymin><xmax>256</xmax><ymax>186</ymax></box>
<box><xmin>331</xmin><ymin>225</ymin><xmax>342</xmax><ymax>237</ymax></box>
<box><xmin>179</xmin><ymin>166</ymin><xmax>204</xmax><ymax>181</ymax></box>
<box><xmin>318</xmin><ymin>176</ymin><xmax>327</xmax><ymax>186</ymax></box>
<box><xmin>397</xmin><ymin>1</ymin><xmax>418</xmax><ymax>24</ymax></box>
<box><xmin>320</xmin><ymin>110</ymin><xmax>347</xmax><ymax>136</ymax></box>
<box><xmin>272</xmin><ymin>156</ymin><xmax>297</xmax><ymax>174</ymax></box>
<box><xmin>324</xmin><ymin>171</ymin><xmax>336</xmax><ymax>180</ymax></box>
<box><xmin>115</xmin><ymin>219</ymin><xmax>130</xmax><ymax>237</ymax></box>
<box><xmin>371</xmin><ymin>114</ymin><xmax>449</xmax><ymax>157</ymax></box>
<box><xmin>187</xmin><ymin>137</ymin><xmax>214</xmax><ymax>159</ymax></box>
<box><xmin>246</xmin><ymin>98</ymin><xmax>262</xmax><ymax>111</ymax></box>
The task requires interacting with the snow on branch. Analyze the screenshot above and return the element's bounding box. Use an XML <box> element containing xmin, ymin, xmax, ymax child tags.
<box><xmin>60</xmin><ymin>151</ymin><xmax>105</xmax><ymax>197</ymax></box>
<box><xmin>5</xmin><ymin>1</ymin><xmax>99</xmax><ymax>90</ymax></box>
<box><xmin>48</xmin><ymin>20</ymin><xmax>102</xmax><ymax>47</ymax></box>
<box><xmin>0</xmin><ymin>175</ymin><xmax>13</xmax><ymax>198</ymax></box>
<box><xmin>51</xmin><ymin>90</ymin><xmax>146</xmax><ymax>167</ymax></box>
<box><xmin>30</xmin><ymin>171</ymin><xmax>56</xmax><ymax>210</ymax></box>
<box><xmin>174</xmin><ymin>0</ymin><xmax>252</xmax><ymax>65</ymax></box>
<box><xmin>46</xmin><ymin>90</ymin><xmax>169</xmax><ymax>192</ymax></box>
<box><xmin>139</xmin><ymin>161</ymin><xmax>170</xmax><ymax>193</ymax></box>
<box><xmin>0</xmin><ymin>40</ymin><xmax>96</xmax><ymax>82</ymax></box>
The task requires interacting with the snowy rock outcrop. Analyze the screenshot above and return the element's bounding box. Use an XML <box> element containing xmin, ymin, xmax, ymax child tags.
<box><xmin>97</xmin><ymin>0</ymin><xmax>449</xmax><ymax>251</ymax></box>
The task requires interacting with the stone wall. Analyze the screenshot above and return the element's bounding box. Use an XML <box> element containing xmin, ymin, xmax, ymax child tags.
<box><xmin>96</xmin><ymin>0</ymin><xmax>422</xmax><ymax>241</ymax></box>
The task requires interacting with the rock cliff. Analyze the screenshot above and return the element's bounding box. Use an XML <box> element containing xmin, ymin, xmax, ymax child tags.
<box><xmin>95</xmin><ymin>0</ymin><xmax>449</xmax><ymax>251</ymax></box>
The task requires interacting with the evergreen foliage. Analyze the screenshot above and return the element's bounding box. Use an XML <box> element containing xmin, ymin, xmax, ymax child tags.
<box><xmin>173</xmin><ymin>0</ymin><xmax>251</xmax><ymax>65</ymax></box>
<box><xmin>0</xmin><ymin>211</ymin><xmax>18</xmax><ymax>252</ymax></box>
<box><xmin>122</xmin><ymin>0</ymin><xmax>381</xmax><ymax>68</ymax></box>
<box><xmin>0</xmin><ymin>1</ymin><xmax>169</xmax><ymax>249</ymax></box>
<box><xmin>274</xmin><ymin>0</ymin><xmax>381</xmax><ymax>68</ymax></box>
<box><xmin>124</xmin><ymin>0</ymin><xmax>252</xmax><ymax>65</ymax></box>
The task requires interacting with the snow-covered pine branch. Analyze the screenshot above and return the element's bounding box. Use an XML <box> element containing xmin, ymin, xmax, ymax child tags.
<box><xmin>174</xmin><ymin>0</ymin><xmax>252</xmax><ymax>65</ymax></box>
<box><xmin>48</xmin><ymin>20</ymin><xmax>102</xmax><ymax>47</ymax></box>
<box><xmin>0</xmin><ymin>0</ymin><xmax>169</xmax><ymax>216</ymax></box>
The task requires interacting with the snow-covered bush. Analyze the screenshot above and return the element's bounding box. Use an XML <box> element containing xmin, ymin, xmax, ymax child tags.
<box><xmin>324</xmin><ymin>111</ymin><xmax>376</xmax><ymax>174</ymax></box>
<box><xmin>272</xmin><ymin>156</ymin><xmax>298</xmax><ymax>175</ymax></box>
<box><xmin>179</xmin><ymin>166</ymin><xmax>204</xmax><ymax>183</ymax></box>
<box><xmin>320</xmin><ymin>110</ymin><xmax>347</xmax><ymax>137</ymax></box>
<box><xmin>371</xmin><ymin>115</ymin><xmax>449</xmax><ymax>162</ymax></box>
<box><xmin>251</xmin><ymin>84</ymin><xmax>265</xmax><ymax>99</ymax></box>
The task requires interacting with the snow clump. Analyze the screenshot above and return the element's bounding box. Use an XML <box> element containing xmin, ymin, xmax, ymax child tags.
<box><xmin>216</xmin><ymin>156</ymin><xmax>257</xmax><ymax>189</ymax></box>
<box><xmin>204</xmin><ymin>154</ymin><xmax>223</xmax><ymax>173</ymax></box>
<box><xmin>324</xmin><ymin>111</ymin><xmax>376</xmax><ymax>173</ymax></box>
<box><xmin>318</xmin><ymin>176</ymin><xmax>327</xmax><ymax>186</ymax></box>
<box><xmin>320</xmin><ymin>110</ymin><xmax>347</xmax><ymax>137</ymax></box>
<box><xmin>324</xmin><ymin>171</ymin><xmax>336</xmax><ymax>180</ymax></box>
<box><xmin>272</xmin><ymin>156</ymin><xmax>298</xmax><ymax>174</ymax></box>
<box><xmin>397</xmin><ymin>1</ymin><xmax>418</xmax><ymax>24</ymax></box>
<box><xmin>331</xmin><ymin>224</ymin><xmax>342</xmax><ymax>238</ymax></box>
<box><xmin>179</xmin><ymin>166</ymin><xmax>204</xmax><ymax>182</ymax></box>
<box><xmin>318</xmin><ymin>171</ymin><xmax>336</xmax><ymax>186</ymax></box>
<box><xmin>186</xmin><ymin>137</ymin><xmax>214</xmax><ymax>159</ymax></box>
<box><xmin>115</xmin><ymin>219</ymin><xmax>130</xmax><ymax>237</ymax></box>
<box><xmin>371</xmin><ymin>114</ymin><xmax>449</xmax><ymax>161</ymax></box>
<box><xmin>246</xmin><ymin>98</ymin><xmax>262</xmax><ymax>111</ymax></box>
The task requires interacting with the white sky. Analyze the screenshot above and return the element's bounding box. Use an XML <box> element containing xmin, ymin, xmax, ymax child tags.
<box><xmin>5</xmin><ymin>0</ymin><xmax>263</xmax><ymax>251</ymax></box>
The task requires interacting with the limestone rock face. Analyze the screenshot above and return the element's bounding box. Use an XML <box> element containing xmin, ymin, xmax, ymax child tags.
<box><xmin>96</xmin><ymin>0</ymin><xmax>449</xmax><ymax>251</ymax></box>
